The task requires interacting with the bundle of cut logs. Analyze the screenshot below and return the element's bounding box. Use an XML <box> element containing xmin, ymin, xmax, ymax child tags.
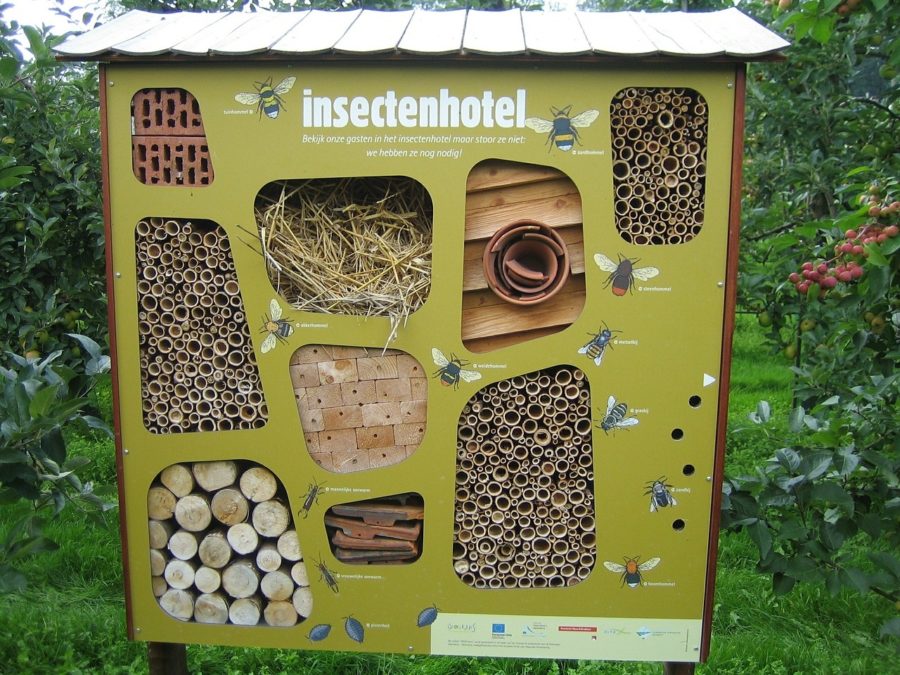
<box><xmin>147</xmin><ymin>460</ymin><xmax>313</xmax><ymax>626</ymax></box>
<box><xmin>324</xmin><ymin>494</ymin><xmax>424</xmax><ymax>564</ymax></box>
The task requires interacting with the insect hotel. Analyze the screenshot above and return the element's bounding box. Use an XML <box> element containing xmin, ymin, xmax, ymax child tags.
<box><xmin>57</xmin><ymin>8</ymin><xmax>787</xmax><ymax>666</ymax></box>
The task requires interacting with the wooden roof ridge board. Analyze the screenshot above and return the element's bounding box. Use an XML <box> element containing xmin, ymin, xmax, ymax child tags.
<box><xmin>54</xmin><ymin>8</ymin><xmax>788</xmax><ymax>61</ymax></box>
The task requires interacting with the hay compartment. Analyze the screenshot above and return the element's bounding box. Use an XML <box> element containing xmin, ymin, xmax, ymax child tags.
<box><xmin>255</xmin><ymin>177</ymin><xmax>433</xmax><ymax>325</ymax></box>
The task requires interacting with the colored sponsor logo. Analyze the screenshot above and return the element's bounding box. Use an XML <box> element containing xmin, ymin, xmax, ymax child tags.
<box><xmin>558</xmin><ymin>625</ymin><xmax>597</xmax><ymax>633</ymax></box>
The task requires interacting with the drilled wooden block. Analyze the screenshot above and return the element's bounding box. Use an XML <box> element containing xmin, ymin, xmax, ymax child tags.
<box><xmin>299</xmin><ymin>408</ymin><xmax>325</xmax><ymax>433</ymax></box>
<box><xmin>321</xmin><ymin>405</ymin><xmax>364</xmax><ymax>430</ymax></box>
<box><xmin>368</xmin><ymin>446</ymin><xmax>408</xmax><ymax>468</ymax></box>
<box><xmin>332</xmin><ymin>450</ymin><xmax>369</xmax><ymax>472</ymax></box>
<box><xmin>361</xmin><ymin>402</ymin><xmax>401</xmax><ymax>428</ymax></box>
<box><xmin>330</xmin><ymin>346</ymin><xmax>372</xmax><ymax>359</ymax></box>
<box><xmin>410</xmin><ymin>378</ymin><xmax>428</xmax><ymax>400</ymax></box>
<box><xmin>318</xmin><ymin>428</ymin><xmax>358</xmax><ymax>453</ymax></box>
<box><xmin>394</xmin><ymin>422</ymin><xmax>426</xmax><ymax>446</ymax></box>
<box><xmin>289</xmin><ymin>363</ymin><xmax>320</xmax><ymax>389</ymax></box>
<box><xmin>309</xmin><ymin>452</ymin><xmax>335</xmax><ymax>471</ymax></box>
<box><xmin>399</xmin><ymin>400</ymin><xmax>427</xmax><ymax>424</ymax></box>
<box><xmin>317</xmin><ymin>359</ymin><xmax>359</xmax><ymax>385</ymax></box>
<box><xmin>397</xmin><ymin>355</ymin><xmax>425</xmax><ymax>378</ymax></box>
<box><xmin>303</xmin><ymin>383</ymin><xmax>343</xmax><ymax>410</ymax></box>
<box><xmin>132</xmin><ymin>88</ymin><xmax>206</xmax><ymax>136</ymax></box>
<box><xmin>303</xmin><ymin>432</ymin><xmax>320</xmax><ymax>453</ymax></box>
<box><xmin>356</xmin><ymin>425</ymin><xmax>395</xmax><ymax>450</ymax></box>
<box><xmin>132</xmin><ymin>136</ymin><xmax>214</xmax><ymax>186</ymax></box>
<box><xmin>375</xmin><ymin>378</ymin><xmax>411</xmax><ymax>402</ymax></box>
<box><xmin>356</xmin><ymin>356</ymin><xmax>399</xmax><ymax>380</ymax></box>
<box><xmin>340</xmin><ymin>381</ymin><xmax>377</xmax><ymax>406</ymax></box>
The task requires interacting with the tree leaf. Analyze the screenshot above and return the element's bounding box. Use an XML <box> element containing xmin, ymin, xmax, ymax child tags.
<box><xmin>27</xmin><ymin>383</ymin><xmax>59</xmax><ymax>419</ymax></box>
<box><xmin>65</xmin><ymin>333</ymin><xmax>102</xmax><ymax>362</ymax></box>
<box><xmin>800</xmin><ymin>452</ymin><xmax>832</xmax><ymax>481</ymax></box>
<box><xmin>772</xmin><ymin>572</ymin><xmax>796</xmax><ymax>595</ymax></box>
<box><xmin>840</xmin><ymin>568</ymin><xmax>870</xmax><ymax>594</ymax></box>
<box><xmin>811</xmin><ymin>481</ymin><xmax>853</xmax><ymax>513</ymax></box>
<box><xmin>748</xmin><ymin>520</ymin><xmax>773</xmax><ymax>559</ymax></box>
<box><xmin>788</xmin><ymin>405</ymin><xmax>805</xmax><ymax>433</ymax></box>
<box><xmin>867</xmin><ymin>552</ymin><xmax>900</xmax><ymax>581</ymax></box>
<box><xmin>879</xmin><ymin>617</ymin><xmax>900</xmax><ymax>639</ymax></box>
<box><xmin>0</xmin><ymin>564</ymin><xmax>27</xmax><ymax>594</ymax></box>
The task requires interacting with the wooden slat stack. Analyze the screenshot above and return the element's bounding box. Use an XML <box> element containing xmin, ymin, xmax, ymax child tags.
<box><xmin>148</xmin><ymin>460</ymin><xmax>314</xmax><ymax>626</ymax></box>
<box><xmin>452</xmin><ymin>366</ymin><xmax>596</xmax><ymax>588</ymax></box>
<box><xmin>324</xmin><ymin>494</ymin><xmax>424</xmax><ymax>564</ymax></box>
<box><xmin>463</xmin><ymin>160</ymin><xmax>586</xmax><ymax>353</ymax></box>
<box><xmin>291</xmin><ymin>345</ymin><xmax>427</xmax><ymax>473</ymax></box>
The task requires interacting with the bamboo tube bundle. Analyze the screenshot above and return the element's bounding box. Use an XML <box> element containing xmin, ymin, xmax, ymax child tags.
<box><xmin>610</xmin><ymin>87</ymin><xmax>709</xmax><ymax>245</ymax></box>
<box><xmin>290</xmin><ymin>344</ymin><xmax>428</xmax><ymax>473</ymax></box>
<box><xmin>453</xmin><ymin>365</ymin><xmax>595</xmax><ymax>588</ymax></box>
<box><xmin>147</xmin><ymin>460</ymin><xmax>313</xmax><ymax>626</ymax></box>
<box><xmin>254</xmin><ymin>177</ymin><xmax>433</xmax><ymax>326</ymax></box>
<box><xmin>134</xmin><ymin>217</ymin><xmax>268</xmax><ymax>434</ymax></box>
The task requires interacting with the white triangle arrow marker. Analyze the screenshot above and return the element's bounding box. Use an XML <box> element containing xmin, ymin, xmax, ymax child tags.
<box><xmin>703</xmin><ymin>373</ymin><xmax>716</xmax><ymax>387</ymax></box>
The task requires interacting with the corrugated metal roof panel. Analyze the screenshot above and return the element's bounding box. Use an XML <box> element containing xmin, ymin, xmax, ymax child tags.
<box><xmin>210</xmin><ymin>11</ymin><xmax>308</xmax><ymax>55</ymax></box>
<box><xmin>112</xmin><ymin>12</ymin><xmax>228</xmax><ymax>56</ymax></box>
<box><xmin>463</xmin><ymin>10</ymin><xmax>525</xmax><ymax>55</ymax></box>
<box><xmin>398</xmin><ymin>9</ymin><xmax>466</xmax><ymax>55</ymax></box>
<box><xmin>54</xmin><ymin>8</ymin><xmax>789</xmax><ymax>61</ymax></box>
<box><xmin>333</xmin><ymin>9</ymin><xmax>413</xmax><ymax>53</ymax></box>
<box><xmin>522</xmin><ymin>11</ymin><xmax>591</xmax><ymax>55</ymax></box>
<box><xmin>270</xmin><ymin>10</ymin><xmax>359</xmax><ymax>54</ymax></box>
<box><xmin>171</xmin><ymin>12</ymin><xmax>254</xmax><ymax>55</ymax></box>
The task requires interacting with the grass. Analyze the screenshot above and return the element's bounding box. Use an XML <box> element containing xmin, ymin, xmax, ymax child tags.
<box><xmin>0</xmin><ymin>315</ymin><xmax>896</xmax><ymax>674</ymax></box>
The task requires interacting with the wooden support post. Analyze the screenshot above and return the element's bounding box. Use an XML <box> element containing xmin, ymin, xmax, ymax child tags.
<box><xmin>663</xmin><ymin>662</ymin><xmax>696</xmax><ymax>675</ymax></box>
<box><xmin>148</xmin><ymin>642</ymin><xmax>187</xmax><ymax>675</ymax></box>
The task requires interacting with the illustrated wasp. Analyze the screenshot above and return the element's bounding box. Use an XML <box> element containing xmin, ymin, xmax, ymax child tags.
<box><xmin>432</xmin><ymin>348</ymin><xmax>482</xmax><ymax>389</ymax></box>
<box><xmin>603</xmin><ymin>556</ymin><xmax>661</xmax><ymax>588</ymax></box>
<box><xmin>599</xmin><ymin>395</ymin><xmax>639</xmax><ymax>434</ymax></box>
<box><xmin>525</xmin><ymin>106</ymin><xmax>600</xmax><ymax>152</ymax></box>
<box><xmin>645</xmin><ymin>477</ymin><xmax>677</xmax><ymax>512</ymax></box>
<box><xmin>234</xmin><ymin>76</ymin><xmax>297</xmax><ymax>119</ymax></box>
<box><xmin>260</xmin><ymin>298</ymin><xmax>294</xmax><ymax>354</ymax></box>
<box><xmin>578</xmin><ymin>324</ymin><xmax>620</xmax><ymax>366</ymax></box>
<box><xmin>594</xmin><ymin>252</ymin><xmax>660</xmax><ymax>296</ymax></box>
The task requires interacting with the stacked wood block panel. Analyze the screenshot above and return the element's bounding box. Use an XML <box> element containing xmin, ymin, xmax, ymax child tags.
<box><xmin>462</xmin><ymin>160</ymin><xmax>585</xmax><ymax>353</ymax></box>
<box><xmin>131</xmin><ymin>88</ymin><xmax>214</xmax><ymax>186</ymax></box>
<box><xmin>324</xmin><ymin>493</ymin><xmax>424</xmax><ymax>564</ymax></box>
<box><xmin>610</xmin><ymin>87</ymin><xmax>708</xmax><ymax>245</ymax></box>
<box><xmin>135</xmin><ymin>217</ymin><xmax>267</xmax><ymax>433</ymax></box>
<box><xmin>453</xmin><ymin>366</ymin><xmax>595</xmax><ymax>588</ymax></box>
<box><xmin>148</xmin><ymin>461</ymin><xmax>313</xmax><ymax>626</ymax></box>
<box><xmin>291</xmin><ymin>345</ymin><xmax>427</xmax><ymax>473</ymax></box>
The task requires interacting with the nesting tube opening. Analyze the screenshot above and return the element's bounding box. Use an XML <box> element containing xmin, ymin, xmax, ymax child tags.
<box><xmin>482</xmin><ymin>220</ymin><xmax>570</xmax><ymax>305</ymax></box>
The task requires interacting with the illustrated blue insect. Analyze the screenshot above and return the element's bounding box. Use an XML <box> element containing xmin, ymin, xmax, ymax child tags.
<box><xmin>307</xmin><ymin>624</ymin><xmax>332</xmax><ymax>642</ymax></box>
<box><xmin>416</xmin><ymin>605</ymin><xmax>440</xmax><ymax>628</ymax></box>
<box><xmin>525</xmin><ymin>106</ymin><xmax>600</xmax><ymax>152</ymax></box>
<box><xmin>234</xmin><ymin>76</ymin><xmax>296</xmax><ymax>119</ymax></box>
<box><xmin>599</xmin><ymin>395</ymin><xmax>639</xmax><ymax>434</ymax></box>
<box><xmin>432</xmin><ymin>348</ymin><xmax>481</xmax><ymax>389</ymax></box>
<box><xmin>578</xmin><ymin>324</ymin><xmax>620</xmax><ymax>366</ymax></box>
<box><xmin>645</xmin><ymin>477</ymin><xmax>677</xmax><ymax>512</ymax></box>
<box><xmin>260</xmin><ymin>298</ymin><xmax>293</xmax><ymax>353</ymax></box>
<box><xmin>344</xmin><ymin>615</ymin><xmax>365</xmax><ymax>643</ymax></box>
<box><xmin>603</xmin><ymin>556</ymin><xmax>660</xmax><ymax>588</ymax></box>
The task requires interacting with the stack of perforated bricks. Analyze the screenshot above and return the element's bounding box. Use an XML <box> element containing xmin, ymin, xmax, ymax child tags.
<box><xmin>290</xmin><ymin>346</ymin><xmax>428</xmax><ymax>473</ymax></box>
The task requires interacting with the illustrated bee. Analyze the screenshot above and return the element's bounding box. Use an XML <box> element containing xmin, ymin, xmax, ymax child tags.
<box><xmin>603</xmin><ymin>556</ymin><xmax>661</xmax><ymax>588</ymax></box>
<box><xmin>578</xmin><ymin>324</ymin><xmax>620</xmax><ymax>366</ymax></box>
<box><xmin>525</xmin><ymin>106</ymin><xmax>600</xmax><ymax>152</ymax></box>
<box><xmin>234</xmin><ymin>76</ymin><xmax>297</xmax><ymax>119</ymax></box>
<box><xmin>432</xmin><ymin>348</ymin><xmax>482</xmax><ymax>389</ymax></box>
<box><xmin>645</xmin><ymin>477</ymin><xmax>677</xmax><ymax>512</ymax></box>
<box><xmin>260</xmin><ymin>298</ymin><xmax>294</xmax><ymax>353</ymax></box>
<box><xmin>599</xmin><ymin>395</ymin><xmax>639</xmax><ymax>434</ymax></box>
<box><xmin>594</xmin><ymin>252</ymin><xmax>660</xmax><ymax>296</ymax></box>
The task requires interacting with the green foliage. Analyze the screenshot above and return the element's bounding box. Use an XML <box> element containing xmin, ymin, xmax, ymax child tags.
<box><xmin>0</xmin><ymin>7</ymin><xmax>106</xmax><ymax>362</ymax></box>
<box><xmin>0</xmin><ymin>336</ymin><xmax>115</xmax><ymax>593</ymax></box>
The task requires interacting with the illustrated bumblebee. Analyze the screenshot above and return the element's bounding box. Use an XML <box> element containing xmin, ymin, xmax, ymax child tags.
<box><xmin>525</xmin><ymin>106</ymin><xmax>600</xmax><ymax>151</ymax></box>
<box><xmin>235</xmin><ymin>76</ymin><xmax>296</xmax><ymax>119</ymax></box>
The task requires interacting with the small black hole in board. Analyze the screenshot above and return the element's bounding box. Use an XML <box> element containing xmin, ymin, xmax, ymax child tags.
<box><xmin>671</xmin><ymin>428</ymin><xmax>684</xmax><ymax>440</ymax></box>
<box><xmin>672</xmin><ymin>519</ymin><xmax>685</xmax><ymax>531</ymax></box>
<box><xmin>683</xmin><ymin>464</ymin><xmax>695</xmax><ymax>476</ymax></box>
<box><xmin>689</xmin><ymin>395</ymin><xmax>701</xmax><ymax>408</ymax></box>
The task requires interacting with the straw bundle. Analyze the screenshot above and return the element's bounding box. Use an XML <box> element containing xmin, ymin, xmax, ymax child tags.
<box><xmin>255</xmin><ymin>178</ymin><xmax>433</xmax><ymax>326</ymax></box>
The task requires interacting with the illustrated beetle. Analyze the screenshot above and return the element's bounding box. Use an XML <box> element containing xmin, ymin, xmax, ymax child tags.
<box><xmin>594</xmin><ymin>252</ymin><xmax>660</xmax><ymax>296</ymax></box>
<box><xmin>299</xmin><ymin>478</ymin><xmax>326</xmax><ymax>519</ymax></box>
<box><xmin>578</xmin><ymin>324</ymin><xmax>620</xmax><ymax>366</ymax></box>
<box><xmin>525</xmin><ymin>106</ymin><xmax>601</xmax><ymax>152</ymax></box>
<box><xmin>603</xmin><ymin>556</ymin><xmax>661</xmax><ymax>588</ymax></box>
<box><xmin>315</xmin><ymin>557</ymin><xmax>339</xmax><ymax>594</ymax></box>
<box><xmin>432</xmin><ymin>348</ymin><xmax>482</xmax><ymax>389</ymax></box>
<box><xmin>645</xmin><ymin>477</ymin><xmax>677</xmax><ymax>512</ymax></box>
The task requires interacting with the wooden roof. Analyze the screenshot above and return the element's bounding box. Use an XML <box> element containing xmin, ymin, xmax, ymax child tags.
<box><xmin>54</xmin><ymin>8</ymin><xmax>788</xmax><ymax>62</ymax></box>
